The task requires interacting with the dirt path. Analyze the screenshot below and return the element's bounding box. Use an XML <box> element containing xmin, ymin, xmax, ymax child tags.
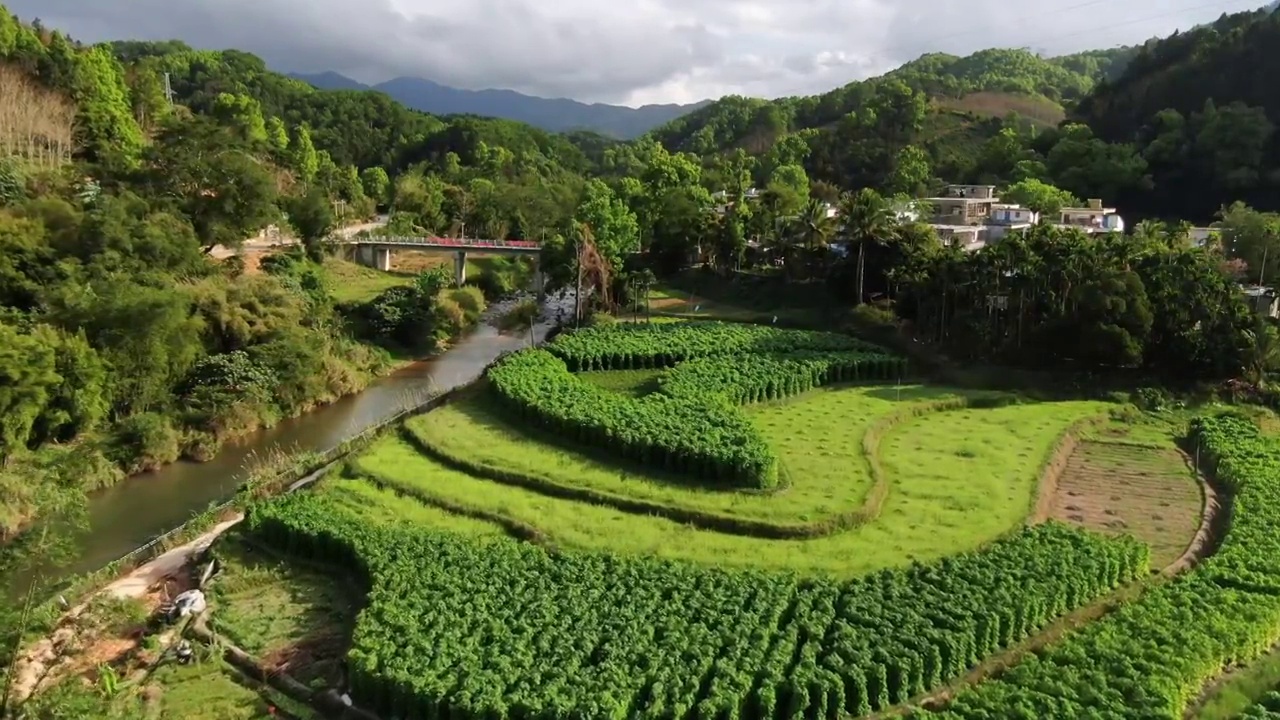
<box><xmin>8</xmin><ymin>516</ymin><xmax>244</xmax><ymax>705</ymax></box>
<box><xmin>869</xmin><ymin>442</ymin><xmax>1222</xmax><ymax>718</ymax></box>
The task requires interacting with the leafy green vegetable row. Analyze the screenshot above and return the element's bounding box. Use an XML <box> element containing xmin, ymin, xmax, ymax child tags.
<box><xmin>245</xmin><ymin>492</ymin><xmax>1147</xmax><ymax>720</ymax></box>
<box><xmin>1243</xmin><ymin>692</ymin><xmax>1280</xmax><ymax>719</ymax></box>
<box><xmin>919</xmin><ymin>414</ymin><xmax>1280</xmax><ymax>720</ymax></box>
<box><xmin>488</xmin><ymin>348</ymin><xmax>779</xmax><ymax>487</ymax></box>
<box><xmin>545</xmin><ymin>321</ymin><xmax>884</xmax><ymax>371</ymax></box>
<box><xmin>486</xmin><ymin>346</ymin><xmax>905</xmax><ymax>488</ymax></box>
<box><xmin>658</xmin><ymin>351</ymin><xmax>906</xmax><ymax>405</ymax></box>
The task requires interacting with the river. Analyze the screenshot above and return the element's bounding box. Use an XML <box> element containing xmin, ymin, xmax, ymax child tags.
<box><xmin>27</xmin><ymin>292</ymin><xmax>576</xmax><ymax>586</ymax></box>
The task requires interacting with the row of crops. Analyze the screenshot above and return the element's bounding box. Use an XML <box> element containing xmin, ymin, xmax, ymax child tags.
<box><xmin>544</xmin><ymin>321</ymin><xmax>883</xmax><ymax>372</ymax></box>
<box><xmin>921</xmin><ymin>414</ymin><xmax>1280</xmax><ymax>719</ymax></box>
<box><xmin>486</xmin><ymin>323</ymin><xmax>905</xmax><ymax>489</ymax></box>
<box><xmin>488</xmin><ymin>349</ymin><xmax>779</xmax><ymax>487</ymax></box>
<box><xmin>1244</xmin><ymin>693</ymin><xmax>1280</xmax><ymax>719</ymax></box>
<box><xmin>246</xmin><ymin>492</ymin><xmax>1146</xmax><ymax>720</ymax></box>
<box><xmin>659</xmin><ymin>351</ymin><xmax>905</xmax><ymax>405</ymax></box>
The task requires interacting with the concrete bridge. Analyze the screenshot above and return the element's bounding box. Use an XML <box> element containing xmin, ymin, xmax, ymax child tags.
<box><xmin>342</xmin><ymin>236</ymin><xmax>542</xmax><ymax>289</ymax></box>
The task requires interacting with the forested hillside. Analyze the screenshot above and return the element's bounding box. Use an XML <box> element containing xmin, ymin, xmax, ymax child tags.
<box><xmin>0</xmin><ymin>5</ymin><xmax>614</xmax><ymax>541</ymax></box>
<box><xmin>649</xmin><ymin>47</ymin><xmax>1135</xmax><ymax>157</ymax></box>
<box><xmin>1072</xmin><ymin>7</ymin><xmax>1280</xmax><ymax>220</ymax></box>
<box><xmin>644</xmin><ymin>47</ymin><xmax>1144</xmax><ymax>198</ymax></box>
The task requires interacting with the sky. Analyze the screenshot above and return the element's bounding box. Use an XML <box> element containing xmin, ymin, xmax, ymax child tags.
<box><xmin>8</xmin><ymin>0</ymin><xmax>1273</xmax><ymax>107</ymax></box>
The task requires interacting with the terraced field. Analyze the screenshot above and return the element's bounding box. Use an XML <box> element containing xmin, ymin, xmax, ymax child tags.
<box><xmin>184</xmin><ymin>322</ymin><xmax>1237</xmax><ymax>720</ymax></box>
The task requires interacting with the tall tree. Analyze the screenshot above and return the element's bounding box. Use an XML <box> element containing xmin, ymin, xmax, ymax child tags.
<box><xmin>839</xmin><ymin>188</ymin><xmax>898</xmax><ymax>304</ymax></box>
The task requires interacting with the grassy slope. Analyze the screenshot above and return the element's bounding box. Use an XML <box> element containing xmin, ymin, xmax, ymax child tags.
<box><xmin>410</xmin><ymin>384</ymin><xmax>984</xmax><ymax>525</ymax></box>
<box><xmin>356</xmin><ymin>389</ymin><xmax>1105</xmax><ymax>576</ymax></box>
<box><xmin>325</xmin><ymin>258</ymin><xmax>416</xmax><ymax>304</ymax></box>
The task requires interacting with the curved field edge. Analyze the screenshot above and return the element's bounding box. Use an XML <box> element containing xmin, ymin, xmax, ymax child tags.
<box><xmin>402</xmin><ymin>384</ymin><xmax>1017</xmax><ymax>538</ymax></box>
<box><xmin>489</xmin><ymin>321</ymin><xmax>906</xmax><ymax>489</ymax></box>
<box><xmin>350</xmin><ymin>400</ymin><xmax>1105</xmax><ymax>577</ymax></box>
<box><xmin>866</xmin><ymin>430</ymin><xmax>1220</xmax><ymax>718</ymax></box>
<box><xmin>241</xmin><ymin>489</ymin><xmax>1147</xmax><ymax>720</ymax></box>
<box><xmin>914</xmin><ymin>414</ymin><xmax>1280</xmax><ymax>720</ymax></box>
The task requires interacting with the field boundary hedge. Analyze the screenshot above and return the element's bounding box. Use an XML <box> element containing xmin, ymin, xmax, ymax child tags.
<box><xmin>401</xmin><ymin>389</ymin><xmax>1020</xmax><ymax>539</ymax></box>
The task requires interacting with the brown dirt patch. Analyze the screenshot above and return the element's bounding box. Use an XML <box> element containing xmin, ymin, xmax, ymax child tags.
<box><xmin>1046</xmin><ymin>441</ymin><xmax>1204</xmax><ymax>571</ymax></box>
<box><xmin>390</xmin><ymin>249</ymin><xmax>497</xmax><ymax>274</ymax></box>
<box><xmin>934</xmin><ymin>91</ymin><xmax>1066</xmax><ymax>127</ymax></box>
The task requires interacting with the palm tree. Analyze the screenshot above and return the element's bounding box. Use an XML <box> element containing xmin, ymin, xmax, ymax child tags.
<box><xmin>838</xmin><ymin>188</ymin><xmax>899</xmax><ymax>304</ymax></box>
<box><xmin>1246</xmin><ymin>316</ymin><xmax>1280</xmax><ymax>386</ymax></box>
<box><xmin>794</xmin><ymin>198</ymin><xmax>836</xmax><ymax>279</ymax></box>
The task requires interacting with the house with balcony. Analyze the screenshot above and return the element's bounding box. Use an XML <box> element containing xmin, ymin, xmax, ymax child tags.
<box><xmin>932</xmin><ymin>224</ymin><xmax>989</xmax><ymax>251</ymax></box>
<box><xmin>986</xmin><ymin>203</ymin><xmax>1040</xmax><ymax>241</ymax></box>
<box><xmin>1059</xmin><ymin>199</ymin><xmax>1125</xmax><ymax>233</ymax></box>
<box><xmin>925</xmin><ymin>185</ymin><xmax>1001</xmax><ymax>225</ymax></box>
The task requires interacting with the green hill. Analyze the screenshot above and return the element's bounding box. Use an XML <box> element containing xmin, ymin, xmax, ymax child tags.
<box><xmin>1072</xmin><ymin>7</ymin><xmax>1280</xmax><ymax>219</ymax></box>
<box><xmin>649</xmin><ymin>47</ymin><xmax>1135</xmax><ymax>157</ymax></box>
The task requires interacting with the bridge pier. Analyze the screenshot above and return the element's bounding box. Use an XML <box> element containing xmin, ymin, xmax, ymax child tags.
<box><xmin>454</xmin><ymin>250</ymin><xmax>467</xmax><ymax>287</ymax></box>
<box><xmin>355</xmin><ymin>244</ymin><xmax>391</xmax><ymax>271</ymax></box>
<box><xmin>533</xmin><ymin>268</ymin><xmax>545</xmax><ymax>297</ymax></box>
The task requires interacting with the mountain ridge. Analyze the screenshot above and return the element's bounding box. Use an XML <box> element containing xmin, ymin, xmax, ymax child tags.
<box><xmin>288</xmin><ymin>71</ymin><xmax>710</xmax><ymax>139</ymax></box>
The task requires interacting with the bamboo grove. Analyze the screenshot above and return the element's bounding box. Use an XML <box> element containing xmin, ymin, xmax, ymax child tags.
<box><xmin>920</xmin><ymin>415</ymin><xmax>1280</xmax><ymax>719</ymax></box>
<box><xmin>244</xmin><ymin>493</ymin><xmax>1145</xmax><ymax>720</ymax></box>
<box><xmin>486</xmin><ymin>323</ymin><xmax>905</xmax><ymax>488</ymax></box>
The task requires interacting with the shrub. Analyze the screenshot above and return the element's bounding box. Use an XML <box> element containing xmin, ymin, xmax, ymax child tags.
<box><xmin>448</xmin><ymin>285</ymin><xmax>486</xmax><ymax>323</ymax></box>
<box><xmin>105</xmin><ymin>413</ymin><xmax>181</xmax><ymax>474</ymax></box>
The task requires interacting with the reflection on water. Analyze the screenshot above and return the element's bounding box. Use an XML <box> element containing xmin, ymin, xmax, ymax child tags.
<box><xmin>37</xmin><ymin>292</ymin><xmax>576</xmax><ymax>581</ymax></box>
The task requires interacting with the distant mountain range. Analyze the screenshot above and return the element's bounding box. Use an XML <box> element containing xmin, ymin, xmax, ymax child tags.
<box><xmin>289</xmin><ymin>72</ymin><xmax>710</xmax><ymax>139</ymax></box>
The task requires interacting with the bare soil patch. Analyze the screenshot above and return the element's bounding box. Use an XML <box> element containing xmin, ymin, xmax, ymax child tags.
<box><xmin>1047</xmin><ymin>441</ymin><xmax>1203</xmax><ymax>570</ymax></box>
<box><xmin>391</xmin><ymin>249</ymin><xmax>495</xmax><ymax>274</ymax></box>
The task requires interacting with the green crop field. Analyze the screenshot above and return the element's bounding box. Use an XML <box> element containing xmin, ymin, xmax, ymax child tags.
<box><xmin>201</xmin><ymin>321</ymin><xmax>1228</xmax><ymax>719</ymax></box>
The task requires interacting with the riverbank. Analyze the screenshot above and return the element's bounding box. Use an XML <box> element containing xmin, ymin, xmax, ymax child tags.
<box><xmin>6</xmin><ymin>291</ymin><xmax>573</xmax><ymax>599</ymax></box>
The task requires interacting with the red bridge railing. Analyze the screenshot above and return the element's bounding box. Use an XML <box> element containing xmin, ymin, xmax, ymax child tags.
<box><xmin>345</xmin><ymin>236</ymin><xmax>540</xmax><ymax>250</ymax></box>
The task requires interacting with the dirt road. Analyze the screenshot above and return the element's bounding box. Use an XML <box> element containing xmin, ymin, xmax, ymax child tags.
<box><xmin>9</xmin><ymin>516</ymin><xmax>244</xmax><ymax>704</ymax></box>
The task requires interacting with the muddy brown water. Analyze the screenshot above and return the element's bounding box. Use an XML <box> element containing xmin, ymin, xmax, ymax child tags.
<box><xmin>15</xmin><ymin>293</ymin><xmax>575</xmax><ymax>593</ymax></box>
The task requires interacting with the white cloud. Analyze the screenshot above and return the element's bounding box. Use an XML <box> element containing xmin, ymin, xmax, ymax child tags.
<box><xmin>7</xmin><ymin>0</ymin><xmax>1269</xmax><ymax>105</ymax></box>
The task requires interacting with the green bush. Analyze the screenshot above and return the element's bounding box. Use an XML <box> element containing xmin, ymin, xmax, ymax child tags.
<box><xmin>105</xmin><ymin>413</ymin><xmax>181</xmax><ymax>474</ymax></box>
<box><xmin>447</xmin><ymin>285</ymin><xmax>487</xmax><ymax>323</ymax></box>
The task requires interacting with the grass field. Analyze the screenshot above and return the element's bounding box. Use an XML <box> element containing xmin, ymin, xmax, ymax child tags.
<box><xmin>208</xmin><ymin>537</ymin><xmax>359</xmax><ymax>689</ymax></box>
<box><xmin>354</xmin><ymin>389</ymin><xmax>1106</xmax><ymax>576</ymax></box>
<box><xmin>409</xmin><ymin>383</ymin><xmax>998</xmax><ymax>528</ymax></box>
<box><xmin>325</xmin><ymin>253</ymin><xmax>533</xmax><ymax>305</ymax></box>
<box><xmin>312</xmin><ymin>475</ymin><xmax>507</xmax><ymax>537</ymax></box>
<box><xmin>324</xmin><ymin>258</ymin><xmax>416</xmax><ymax>304</ymax></box>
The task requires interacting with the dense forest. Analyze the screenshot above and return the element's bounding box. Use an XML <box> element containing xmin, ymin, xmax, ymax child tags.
<box><xmin>1</xmin><ymin>2</ymin><xmax>1280</xmax><ymax>571</ymax></box>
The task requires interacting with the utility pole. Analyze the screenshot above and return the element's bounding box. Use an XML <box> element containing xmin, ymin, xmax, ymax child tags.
<box><xmin>163</xmin><ymin>72</ymin><xmax>175</xmax><ymax>105</ymax></box>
